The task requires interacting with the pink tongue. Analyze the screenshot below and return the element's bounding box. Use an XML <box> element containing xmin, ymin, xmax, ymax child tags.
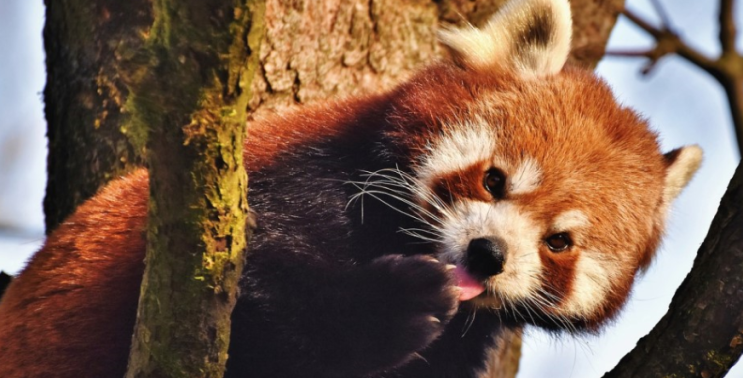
<box><xmin>453</xmin><ymin>266</ymin><xmax>485</xmax><ymax>301</ymax></box>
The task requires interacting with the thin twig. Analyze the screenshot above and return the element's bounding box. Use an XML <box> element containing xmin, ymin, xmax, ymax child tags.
<box><xmin>621</xmin><ymin>7</ymin><xmax>663</xmax><ymax>39</ymax></box>
<box><xmin>719</xmin><ymin>0</ymin><xmax>737</xmax><ymax>54</ymax></box>
<box><xmin>649</xmin><ymin>0</ymin><xmax>673</xmax><ymax>30</ymax></box>
<box><xmin>616</xmin><ymin>3</ymin><xmax>743</xmax><ymax>155</ymax></box>
<box><xmin>621</xmin><ymin>8</ymin><xmax>719</xmax><ymax>77</ymax></box>
<box><xmin>606</xmin><ymin>50</ymin><xmax>655</xmax><ymax>58</ymax></box>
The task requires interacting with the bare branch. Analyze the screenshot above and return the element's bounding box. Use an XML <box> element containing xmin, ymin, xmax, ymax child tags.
<box><xmin>605</xmin><ymin>49</ymin><xmax>656</xmax><ymax>58</ymax></box>
<box><xmin>649</xmin><ymin>0</ymin><xmax>673</xmax><ymax>30</ymax></box>
<box><xmin>720</xmin><ymin>0</ymin><xmax>737</xmax><ymax>54</ymax></box>
<box><xmin>606</xmin><ymin>48</ymin><xmax>667</xmax><ymax>74</ymax></box>
<box><xmin>621</xmin><ymin>8</ymin><xmax>719</xmax><ymax>76</ymax></box>
<box><xmin>621</xmin><ymin>7</ymin><xmax>664</xmax><ymax>39</ymax></box>
<box><xmin>620</xmin><ymin>4</ymin><xmax>743</xmax><ymax>155</ymax></box>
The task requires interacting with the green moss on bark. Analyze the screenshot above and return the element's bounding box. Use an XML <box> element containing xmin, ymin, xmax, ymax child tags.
<box><xmin>124</xmin><ymin>0</ymin><xmax>265</xmax><ymax>377</ymax></box>
<box><xmin>43</xmin><ymin>0</ymin><xmax>152</xmax><ymax>232</ymax></box>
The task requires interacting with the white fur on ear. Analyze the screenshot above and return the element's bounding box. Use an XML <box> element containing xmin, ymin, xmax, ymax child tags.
<box><xmin>663</xmin><ymin>145</ymin><xmax>703</xmax><ymax>204</ymax></box>
<box><xmin>438</xmin><ymin>0</ymin><xmax>572</xmax><ymax>77</ymax></box>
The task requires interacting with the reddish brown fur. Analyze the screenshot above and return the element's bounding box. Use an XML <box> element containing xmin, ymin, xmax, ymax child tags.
<box><xmin>538</xmin><ymin>250</ymin><xmax>577</xmax><ymax>305</ymax></box>
<box><xmin>0</xmin><ymin>171</ymin><xmax>149</xmax><ymax>378</ymax></box>
<box><xmin>383</xmin><ymin>63</ymin><xmax>670</xmax><ymax>328</ymax></box>
<box><xmin>0</xmin><ymin>0</ymin><xmax>691</xmax><ymax>374</ymax></box>
<box><xmin>241</xmin><ymin>59</ymin><xmax>674</xmax><ymax>330</ymax></box>
<box><xmin>0</xmin><ymin>62</ymin><xmax>674</xmax><ymax>374</ymax></box>
<box><xmin>244</xmin><ymin>98</ymin><xmax>383</xmax><ymax>170</ymax></box>
<box><xmin>432</xmin><ymin>166</ymin><xmax>493</xmax><ymax>205</ymax></box>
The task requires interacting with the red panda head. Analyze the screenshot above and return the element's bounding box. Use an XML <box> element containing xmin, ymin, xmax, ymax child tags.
<box><xmin>375</xmin><ymin>0</ymin><xmax>703</xmax><ymax>331</ymax></box>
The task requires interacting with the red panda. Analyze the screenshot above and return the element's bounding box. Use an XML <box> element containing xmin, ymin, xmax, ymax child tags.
<box><xmin>0</xmin><ymin>0</ymin><xmax>702</xmax><ymax>377</ymax></box>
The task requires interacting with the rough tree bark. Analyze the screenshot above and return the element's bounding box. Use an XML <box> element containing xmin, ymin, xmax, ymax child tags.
<box><xmin>250</xmin><ymin>0</ymin><xmax>622</xmax><ymax>116</ymax></box>
<box><xmin>43</xmin><ymin>0</ymin><xmax>151</xmax><ymax>232</ymax></box>
<box><xmin>40</xmin><ymin>0</ymin><xmax>624</xmax><ymax>376</ymax></box>
<box><xmin>121</xmin><ymin>0</ymin><xmax>265</xmax><ymax>376</ymax></box>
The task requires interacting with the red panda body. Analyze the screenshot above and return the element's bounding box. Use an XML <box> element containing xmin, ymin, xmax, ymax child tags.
<box><xmin>0</xmin><ymin>0</ymin><xmax>702</xmax><ymax>377</ymax></box>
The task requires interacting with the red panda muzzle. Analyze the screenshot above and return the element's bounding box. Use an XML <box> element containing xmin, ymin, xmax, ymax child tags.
<box><xmin>466</xmin><ymin>237</ymin><xmax>507</xmax><ymax>277</ymax></box>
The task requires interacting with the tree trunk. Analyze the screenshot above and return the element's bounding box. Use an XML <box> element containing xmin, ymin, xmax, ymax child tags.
<box><xmin>250</xmin><ymin>0</ymin><xmax>622</xmax><ymax>116</ymax></box>
<box><xmin>42</xmin><ymin>0</ymin><xmax>624</xmax><ymax>376</ymax></box>
<box><xmin>42</xmin><ymin>0</ymin><xmax>151</xmax><ymax>232</ymax></box>
<box><xmin>121</xmin><ymin>0</ymin><xmax>265</xmax><ymax>376</ymax></box>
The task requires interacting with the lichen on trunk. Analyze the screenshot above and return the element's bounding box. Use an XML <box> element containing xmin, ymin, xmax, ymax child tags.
<box><xmin>123</xmin><ymin>0</ymin><xmax>265</xmax><ymax>377</ymax></box>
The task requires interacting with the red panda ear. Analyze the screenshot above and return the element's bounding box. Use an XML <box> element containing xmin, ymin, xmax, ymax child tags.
<box><xmin>662</xmin><ymin>145</ymin><xmax>703</xmax><ymax>204</ymax></box>
<box><xmin>438</xmin><ymin>0</ymin><xmax>572</xmax><ymax>78</ymax></box>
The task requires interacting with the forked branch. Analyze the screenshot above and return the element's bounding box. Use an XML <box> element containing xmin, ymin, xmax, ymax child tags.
<box><xmin>609</xmin><ymin>1</ymin><xmax>743</xmax><ymax>154</ymax></box>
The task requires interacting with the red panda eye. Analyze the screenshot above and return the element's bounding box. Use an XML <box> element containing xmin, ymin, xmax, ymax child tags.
<box><xmin>483</xmin><ymin>168</ymin><xmax>506</xmax><ymax>198</ymax></box>
<box><xmin>545</xmin><ymin>233</ymin><xmax>572</xmax><ymax>252</ymax></box>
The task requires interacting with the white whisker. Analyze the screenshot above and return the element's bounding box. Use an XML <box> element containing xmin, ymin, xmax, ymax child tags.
<box><xmin>344</xmin><ymin>167</ymin><xmax>454</xmax><ymax>245</ymax></box>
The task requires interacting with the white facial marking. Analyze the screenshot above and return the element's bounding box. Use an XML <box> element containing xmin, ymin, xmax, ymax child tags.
<box><xmin>437</xmin><ymin>200</ymin><xmax>543</xmax><ymax>302</ymax></box>
<box><xmin>418</xmin><ymin>117</ymin><xmax>544</xmax><ymax>199</ymax></box>
<box><xmin>418</xmin><ymin>119</ymin><xmax>495</xmax><ymax>183</ymax></box>
<box><xmin>562</xmin><ymin>252</ymin><xmax>612</xmax><ymax>317</ymax></box>
<box><xmin>553</xmin><ymin>209</ymin><xmax>589</xmax><ymax>231</ymax></box>
<box><xmin>509</xmin><ymin>157</ymin><xmax>542</xmax><ymax>195</ymax></box>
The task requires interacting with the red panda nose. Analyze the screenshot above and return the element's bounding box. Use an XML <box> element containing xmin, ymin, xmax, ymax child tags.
<box><xmin>466</xmin><ymin>237</ymin><xmax>507</xmax><ymax>278</ymax></box>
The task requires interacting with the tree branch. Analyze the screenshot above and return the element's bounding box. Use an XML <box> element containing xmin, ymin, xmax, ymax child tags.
<box><xmin>605</xmin><ymin>161</ymin><xmax>743</xmax><ymax>378</ymax></box>
<box><xmin>648</xmin><ymin>0</ymin><xmax>673</xmax><ymax>30</ymax></box>
<box><xmin>720</xmin><ymin>0</ymin><xmax>737</xmax><ymax>55</ymax></box>
<box><xmin>616</xmin><ymin>4</ymin><xmax>743</xmax><ymax>155</ymax></box>
<box><xmin>606</xmin><ymin>48</ymin><xmax>667</xmax><ymax>75</ymax></box>
<box><xmin>620</xmin><ymin>8</ymin><xmax>719</xmax><ymax>76</ymax></box>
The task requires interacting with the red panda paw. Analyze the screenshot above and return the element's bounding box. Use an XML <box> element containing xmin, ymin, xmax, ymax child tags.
<box><xmin>352</xmin><ymin>254</ymin><xmax>460</xmax><ymax>367</ymax></box>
